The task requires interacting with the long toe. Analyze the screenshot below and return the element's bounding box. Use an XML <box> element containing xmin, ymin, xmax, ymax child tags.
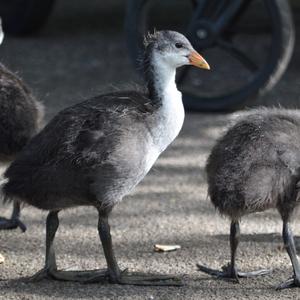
<box><xmin>52</xmin><ymin>269</ymin><xmax>108</xmax><ymax>282</ymax></box>
<box><xmin>197</xmin><ymin>263</ymin><xmax>239</xmax><ymax>282</ymax></box>
<box><xmin>276</xmin><ymin>277</ymin><xmax>300</xmax><ymax>290</ymax></box>
<box><xmin>237</xmin><ymin>268</ymin><xmax>272</xmax><ymax>278</ymax></box>
<box><xmin>26</xmin><ymin>268</ymin><xmax>108</xmax><ymax>283</ymax></box>
<box><xmin>198</xmin><ymin>263</ymin><xmax>271</xmax><ymax>282</ymax></box>
<box><xmin>114</xmin><ymin>272</ymin><xmax>182</xmax><ymax>286</ymax></box>
<box><xmin>198</xmin><ymin>264</ymin><xmax>229</xmax><ymax>277</ymax></box>
<box><xmin>0</xmin><ymin>217</ymin><xmax>26</xmax><ymax>232</ymax></box>
<box><xmin>84</xmin><ymin>269</ymin><xmax>129</xmax><ymax>284</ymax></box>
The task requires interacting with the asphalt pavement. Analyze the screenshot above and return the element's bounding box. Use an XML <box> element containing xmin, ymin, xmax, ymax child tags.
<box><xmin>1</xmin><ymin>1</ymin><xmax>300</xmax><ymax>299</ymax></box>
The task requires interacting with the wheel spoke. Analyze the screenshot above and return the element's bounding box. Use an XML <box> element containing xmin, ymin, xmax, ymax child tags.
<box><xmin>186</xmin><ymin>0</ymin><xmax>209</xmax><ymax>34</ymax></box>
<box><xmin>192</xmin><ymin>0</ymin><xmax>210</xmax><ymax>17</ymax></box>
<box><xmin>226</xmin><ymin>0</ymin><xmax>252</xmax><ymax>28</ymax></box>
<box><xmin>212</xmin><ymin>0</ymin><xmax>229</xmax><ymax>20</ymax></box>
<box><xmin>217</xmin><ymin>38</ymin><xmax>258</xmax><ymax>72</ymax></box>
<box><xmin>224</xmin><ymin>1</ymin><xmax>272</xmax><ymax>36</ymax></box>
<box><xmin>214</xmin><ymin>0</ymin><xmax>244</xmax><ymax>34</ymax></box>
<box><xmin>186</xmin><ymin>0</ymin><xmax>227</xmax><ymax>35</ymax></box>
<box><xmin>226</xmin><ymin>25</ymin><xmax>272</xmax><ymax>35</ymax></box>
<box><xmin>195</xmin><ymin>0</ymin><xmax>228</xmax><ymax>20</ymax></box>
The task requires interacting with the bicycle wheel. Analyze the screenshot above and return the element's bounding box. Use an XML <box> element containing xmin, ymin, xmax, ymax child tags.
<box><xmin>125</xmin><ymin>0</ymin><xmax>295</xmax><ymax>111</ymax></box>
<box><xmin>0</xmin><ymin>0</ymin><xmax>55</xmax><ymax>35</ymax></box>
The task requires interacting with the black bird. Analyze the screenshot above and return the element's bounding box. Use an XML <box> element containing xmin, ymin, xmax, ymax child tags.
<box><xmin>0</xmin><ymin>19</ymin><xmax>44</xmax><ymax>232</ymax></box>
<box><xmin>198</xmin><ymin>108</ymin><xmax>300</xmax><ymax>289</ymax></box>
<box><xmin>3</xmin><ymin>30</ymin><xmax>209</xmax><ymax>285</ymax></box>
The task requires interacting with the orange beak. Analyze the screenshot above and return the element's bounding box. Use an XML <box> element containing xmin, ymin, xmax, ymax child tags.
<box><xmin>188</xmin><ymin>51</ymin><xmax>210</xmax><ymax>70</ymax></box>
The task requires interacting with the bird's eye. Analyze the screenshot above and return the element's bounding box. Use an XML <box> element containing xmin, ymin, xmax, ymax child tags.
<box><xmin>175</xmin><ymin>43</ymin><xmax>183</xmax><ymax>49</ymax></box>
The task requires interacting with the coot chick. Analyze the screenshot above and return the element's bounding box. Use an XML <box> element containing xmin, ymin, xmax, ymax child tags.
<box><xmin>0</xmin><ymin>19</ymin><xmax>44</xmax><ymax>232</ymax></box>
<box><xmin>3</xmin><ymin>30</ymin><xmax>209</xmax><ymax>285</ymax></box>
<box><xmin>198</xmin><ymin>108</ymin><xmax>300</xmax><ymax>289</ymax></box>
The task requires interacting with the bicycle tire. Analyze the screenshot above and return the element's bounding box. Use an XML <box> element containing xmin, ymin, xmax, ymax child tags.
<box><xmin>125</xmin><ymin>0</ymin><xmax>295</xmax><ymax>111</ymax></box>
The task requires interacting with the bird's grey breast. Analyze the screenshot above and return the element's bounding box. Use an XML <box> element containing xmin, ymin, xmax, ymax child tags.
<box><xmin>91</xmin><ymin>92</ymin><xmax>184</xmax><ymax>206</ymax></box>
<box><xmin>91</xmin><ymin>115</ymin><xmax>155</xmax><ymax>206</ymax></box>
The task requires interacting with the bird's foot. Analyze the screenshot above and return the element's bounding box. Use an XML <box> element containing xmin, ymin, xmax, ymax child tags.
<box><xmin>25</xmin><ymin>268</ymin><xmax>53</xmax><ymax>282</ymax></box>
<box><xmin>27</xmin><ymin>267</ymin><xmax>182</xmax><ymax>286</ymax></box>
<box><xmin>197</xmin><ymin>263</ymin><xmax>271</xmax><ymax>283</ymax></box>
<box><xmin>276</xmin><ymin>276</ymin><xmax>300</xmax><ymax>290</ymax></box>
<box><xmin>0</xmin><ymin>216</ymin><xmax>26</xmax><ymax>232</ymax></box>
<box><xmin>85</xmin><ymin>269</ymin><xmax>182</xmax><ymax>286</ymax></box>
<box><xmin>26</xmin><ymin>268</ymin><xmax>107</xmax><ymax>282</ymax></box>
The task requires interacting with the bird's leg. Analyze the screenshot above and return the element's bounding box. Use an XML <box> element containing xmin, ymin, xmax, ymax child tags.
<box><xmin>198</xmin><ymin>220</ymin><xmax>240</xmax><ymax>281</ymax></box>
<box><xmin>0</xmin><ymin>201</ymin><xmax>26</xmax><ymax>232</ymax></box>
<box><xmin>227</xmin><ymin>219</ymin><xmax>240</xmax><ymax>281</ymax></box>
<box><xmin>27</xmin><ymin>210</ymin><xmax>59</xmax><ymax>281</ymax></box>
<box><xmin>276</xmin><ymin>221</ymin><xmax>300</xmax><ymax>290</ymax></box>
<box><xmin>29</xmin><ymin>210</ymin><xmax>107</xmax><ymax>282</ymax></box>
<box><xmin>84</xmin><ymin>210</ymin><xmax>182</xmax><ymax>286</ymax></box>
<box><xmin>198</xmin><ymin>220</ymin><xmax>271</xmax><ymax>282</ymax></box>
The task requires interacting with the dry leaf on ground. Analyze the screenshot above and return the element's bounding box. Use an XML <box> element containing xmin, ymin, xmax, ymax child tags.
<box><xmin>154</xmin><ymin>244</ymin><xmax>181</xmax><ymax>252</ymax></box>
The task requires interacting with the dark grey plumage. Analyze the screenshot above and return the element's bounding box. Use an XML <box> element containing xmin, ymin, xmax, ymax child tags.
<box><xmin>0</xmin><ymin>62</ymin><xmax>44</xmax><ymax>232</ymax></box>
<box><xmin>3</xmin><ymin>30</ymin><xmax>209</xmax><ymax>285</ymax></box>
<box><xmin>207</xmin><ymin>108</ymin><xmax>300</xmax><ymax>218</ymax></box>
<box><xmin>198</xmin><ymin>108</ymin><xmax>300</xmax><ymax>289</ymax></box>
<box><xmin>4</xmin><ymin>91</ymin><xmax>155</xmax><ymax>211</ymax></box>
<box><xmin>0</xmin><ymin>63</ymin><xmax>43</xmax><ymax>159</ymax></box>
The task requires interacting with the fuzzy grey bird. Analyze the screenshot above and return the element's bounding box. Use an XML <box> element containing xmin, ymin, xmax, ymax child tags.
<box><xmin>198</xmin><ymin>108</ymin><xmax>300</xmax><ymax>290</ymax></box>
<box><xmin>0</xmin><ymin>18</ymin><xmax>44</xmax><ymax>232</ymax></box>
<box><xmin>3</xmin><ymin>30</ymin><xmax>209</xmax><ymax>285</ymax></box>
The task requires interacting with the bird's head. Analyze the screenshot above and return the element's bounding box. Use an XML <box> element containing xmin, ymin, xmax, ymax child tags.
<box><xmin>144</xmin><ymin>30</ymin><xmax>210</xmax><ymax>70</ymax></box>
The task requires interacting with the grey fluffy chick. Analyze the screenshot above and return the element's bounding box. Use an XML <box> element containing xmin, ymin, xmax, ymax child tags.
<box><xmin>198</xmin><ymin>108</ymin><xmax>300</xmax><ymax>290</ymax></box>
<box><xmin>3</xmin><ymin>30</ymin><xmax>209</xmax><ymax>285</ymax></box>
<box><xmin>0</xmin><ymin>19</ymin><xmax>44</xmax><ymax>232</ymax></box>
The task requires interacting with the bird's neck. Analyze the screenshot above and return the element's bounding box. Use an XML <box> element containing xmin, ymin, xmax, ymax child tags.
<box><xmin>144</xmin><ymin>52</ymin><xmax>185</xmax><ymax>151</ymax></box>
<box><xmin>144</xmin><ymin>53</ymin><xmax>180</xmax><ymax>106</ymax></box>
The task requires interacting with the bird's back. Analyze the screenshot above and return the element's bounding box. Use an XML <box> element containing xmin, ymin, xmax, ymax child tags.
<box><xmin>3</xmin><ymin>90</ymin><xmax>159</xmax><ymax>210</ymax></box>
<box><xmin>206</xmin><ymin>108</ymin><xmax>300</xmax><ymax>218</ymax></box>
<box><xmin>0</xmin><ymin>63</ymin><xmax>43</xmax><ymax>159</ymax></box>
